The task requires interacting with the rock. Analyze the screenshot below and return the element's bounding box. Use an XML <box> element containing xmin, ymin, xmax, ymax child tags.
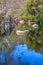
<box><xmin>27</xmin><ymin>20</ymin><xmax>32</xmax><ymax>26</ymax></box>
<box><xmin>16</xmin><ymin>30</ymin><xmax>29</xmax><ymax>35</ymax></box>
<box><xmin>2</xmin><ymin>21</ymin><xmax>16</xmax><ymax>35</ymax></box>
<box><xmin>31</xmin><ymin>24</ymin><xmax>38</xmax><ymax>29</ymax></box>
<box><xmin>3</xmin><ymin>22</ymin><xmax>10</xmax><ymax>33</ymax></box>
<box><xmin>0</xmin><ymin>7</ymin><xmax>6</xmax><ymax>14</ymax></box>
<box><xmin>1</xmin><ymin>15</ymin><xmax>16</xmax><ymax>35</ymax></box>
<box><xmin>19</xmin><ymin>20</ymin><xmax>25</xmax><ymax>24</ymax></box>
<box><xmin>24</xmin><ymin>30</ymin><xmax>29</xmax><ymax>32</ymax></box>
<box><xmin>16</xmin><ymin>30</ymin><xmax>25</xmax><ymax>35</ymax></box>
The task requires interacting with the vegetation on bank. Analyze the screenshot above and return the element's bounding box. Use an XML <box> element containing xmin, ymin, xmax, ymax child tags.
<box><xmin>0</xmin><ymin>0</ymin><xmax>43</xmax><ymax>53</ymax></box>
<box><xmin>21</xmin><ymin>0</ymin><xmax>43</xmax><ymax>52</ymax></box>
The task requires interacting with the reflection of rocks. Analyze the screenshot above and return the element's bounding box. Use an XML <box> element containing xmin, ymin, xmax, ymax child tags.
<box><xmin>5</xmin><ymin>38</ymin><xmax>11</xmax><ymax>48</ymax></box>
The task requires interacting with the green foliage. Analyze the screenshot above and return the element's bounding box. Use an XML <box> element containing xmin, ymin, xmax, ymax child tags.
<box><xmin>22</xmin><ymin>0</ymin><xmax>43</xmax><ymax>53</ymax></box>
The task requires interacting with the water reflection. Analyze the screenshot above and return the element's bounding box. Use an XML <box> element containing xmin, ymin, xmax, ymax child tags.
<box><xmin>0</xmin><ymin>44</ymin><xmax>43</xmax><ymax>65</ymax></box>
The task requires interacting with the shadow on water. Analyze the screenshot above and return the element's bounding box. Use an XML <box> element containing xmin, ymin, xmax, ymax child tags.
<box><xmin>0</xmin><ymin>44</ymin><xmax>43</xmax><ymax>65</ymax></box>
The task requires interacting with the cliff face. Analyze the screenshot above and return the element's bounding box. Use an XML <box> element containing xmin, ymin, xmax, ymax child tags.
<box><xmin>0</xmin><ymin>0</ymin><xmax>27</xmax><ymax>51</ymax></box>
<box><xmin>0</xmin><ymin>0</ymin><xmax>26</xmax><ymax>16</ymax></box>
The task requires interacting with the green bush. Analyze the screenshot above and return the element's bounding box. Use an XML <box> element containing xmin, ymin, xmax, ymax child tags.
<box><xmin>22</xmin><ymin>0</ymin><xmax>43</xmax><ymax>53</ymax></box>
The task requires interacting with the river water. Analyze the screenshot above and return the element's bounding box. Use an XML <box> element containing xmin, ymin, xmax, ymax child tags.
<box><xmin>0</xmin><ymin>44</ymin><xmax>43</xmax><ymax>65</ymax></box>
